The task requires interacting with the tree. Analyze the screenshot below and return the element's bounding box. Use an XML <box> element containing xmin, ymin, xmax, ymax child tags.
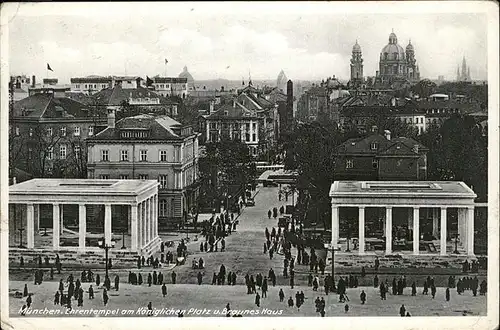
<box><xmin>411</xmin><ymin>79</ymin><xmax>437</xmax><ymax>98</ymax></box>
<box><xmin>199</xmin><ymin>137</ymin><xmax>256</xmax><ymax>211</ymax></box>
<box><xmin>419</xmin><ymin>115</ymin><xmax>487</xmax><ymax>201</ymax></box>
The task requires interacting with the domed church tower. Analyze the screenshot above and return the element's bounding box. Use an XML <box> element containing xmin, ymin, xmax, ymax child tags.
<box><xmin>350</xmin><ymin>40</ymin><xmax>364</xmax><ymax>86</ymax></box>
<box><xmin>405</xmin><ymin>40</ymin><xmax>420</xmax><ymax>81</ymax></box>
<box><xmin>377</xmin><ymin>30</ymin><xmax>418</xmax><ymax>84</ymax></box>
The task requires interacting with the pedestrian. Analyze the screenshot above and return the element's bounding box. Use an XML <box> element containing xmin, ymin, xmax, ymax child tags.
<box><xmin>26</xmin><ymin>294</ymin><xmax>32</xmax><ymax>308</ymax></box>
<box><xmin>431</xmin><ymin>285</ymin><xmax>436</xmax><ymax>299</ymax></box>
<box><xmin>361</xmin><ymin>266</ymin><xmax>366</xmax><ymax>278</ymax></box>
<box><xmin>221</xmin><ymin>238</ymin><xmax>226</xmax><ymax>252</ymax></box>
<box><xmin>50</xmin><ymin>267</ymin><xmax>54</xmax><ymax>280</ymax></box>
<box><xmin>406</xmin><ymin>312</ymin><xmax>411</xmax><ymax>317</ymax></box>
<box><xmin>148</xmin><ymin>273</ymin><xmax>152</xmax><ymax>287</ymax></box>
<box><xmin>89</xmin><ymin>285</ymin><xmax>94</xmax><ymax>299</ymax></box>
<box><xmin>399</xmin><ymin>304</ymin><xmax>406</xmax><ymax>317</ymax></box>
<box><xmin>374</xmin><ymin>275</ymin><xmax>379</xmax><ymax>288</ymax></box>
<box><xmin>147</xmin><ymin>302</ymin><xmax>153</xmax><ymax>316</ymax></box>
<box><xmin>445</xmin><ymin>287</ymin><xmax>450</xmax><ymax>301</ymax></box>
<box><xmin>96</xmin><ymin>274</ymin><xmax>101</xmax><ymax>287</ymax></box>
<box><xmin>171</xmin><ymin>271</ymin><xmax>177</xmax><ymax>284</ymax></box>
<box><xmin>103</xmin><ymin>289</ymin><xmax>109</xmax><ymax>306</ymax></box>
<box><xmin>162</xmin><ymin>284</ymin><xmax>167</xmax><ymax>297</ymax></box>
<box><xmin>114</xmin><ymin>275</ymin><xmax>119</xmax><ymax>291</ymax></box>
<box><xmin>375</xmin><ymin>257</ymin><xmax>380</xmax><ymax>271</ymax></box>
<box><xmin>197</xmin><ymin>272</ymin><xmax>203</xmax><ymax>285</ymax></box>
<box><xmin>345</xmin><ymin>304</ymin><xmax>349</xmax><ymax>313</ymax></box>
<box><xmin>288</xmin><ymin>296</ymin><xmax>294</xmax><ymax>307</ymax></box>
<box><xmin>360</xmin><ymin>290</ymin><xmax>366</xmax><ymax>304</ymax></box>
<box><xmin>268</xmin><ymin>210</ymin><xmax>272</xmax><ymax>219</ymax></box>
<box><xmin>423</xmin><ymin>281</ymin><xmax>429</xmax><ymax>295</ymax></box>
<box><xmin>23</xmin><ymin>284</ymin><xmax>28</xmax><ymax>297</ymax></box>
<box><xmin>279</xmin><ymin>289</ymin><xmax>285</xmax><ymax>302</ymax></box>
<box><xmin>411</xmin><ymin>282</ymin><xmax>416</xmax><ymax>296</ymax></box>
<box><xmin>138</xmin><ymin>273</ymin><xmax>143</xmax><ymax>285</ymax></box>
<box><xmin>54</xmin><ymin>291</ymin><xmax>60</xmax><ymax>305</ymax></box>
<box><xmin>255</xmin><ymin>292</ymin><xmax>260</xmax><ymax>307</ymax></box>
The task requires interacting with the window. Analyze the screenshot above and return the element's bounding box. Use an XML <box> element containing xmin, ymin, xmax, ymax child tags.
<box><xmin>370</xmin><ymin>142</ymin><xmax>378</xmax><ymax>150</ymax></box>
<box><xmin>74</xmin><ymin>145</ymin><xmax>81</xmax><ymax>158</ymax></box>
<box><xmin>15</xmin><ymin>127</ymin><xmax>20</xmax><ymax>136</ymax></box>
<box><xmin>346</xmin><ymin>159</ymin><xmax>353</xmax><ymax>169</ymax></box>
<box><xmin>101</xmin><ymin>174</ymin><xmax>110</xmax><ymax>180</ymax></box>
<box><xmin>160</xmin><ymin>150</ymin><xmax>168</xmax><ymax>162</ymax></box>
<box><xmin>158</xmin><ymin>175</ymin><xmax>168</xmax><ymax>189</ymax></box>
<box><xmin>28</xmin><ymin>148</ymin><xmax>32</xmax><ymax>159</ymax></box>
<box><xmin>159</xmin><ymin>199</ymin><xmax>168</xmax><ymax>217</ymax></box>
<box><xmin>245</xmin><ymin>123</ymin><xmax>250</xmax><ymax>131</ymax></box>
<box><xmin>29</xmin><ymin>128</ymin><xmax>33</xmax><ymax>137</ymax></box>
<box><xmin>47</xmin><ymin>147</ymin><xmax>53</xmax><ymax>160</ymax></box>
<box><xmin>47</xmin><ymin>127</ymin><xmax>53</xmax><ymax>136</ymax></box>
<box><xmin>372</xmin><ymin>159</ymin><xmax>378</xmax><ymax>169</ymax></box>
<box><xmin>174</xmin><ymin>147</ymin><xmax>180</xmax><ymax>162</ymax></box>
<box><xmin>210</xmin><ymin>123</ymin><xmax>216</xmax><ymax>129</ymax></box>
<box><xmin>138</xmin><ymin>174</ymin><xmax>148</xmax><ymax>180</ymax></box>
<box><xmin>252</xmin><ymin>133</ymin><xmax>256</xmax><ymax>142</ymax></box>
<box><xmin>60</xmin><ymin>127</ymin><xmax>66</xmax><ymax>136</ymax></box>
<box><xmin>245</xmin><ymin>133</ymin><xmax>250</xmax><ymax>142</ymax></box>
<box><xmin>101</xmin><ymin>149</ymin><xmax>109</xmax><ymax>161</ymax></box>
<box><xmin>119</xmin><ymin>174</ymin><xmax>129</xmax><ymax>180</ymax></box>
<box><xmin>60</xmin><ymin>144</ymin><xmax>67</xmax><ymax>159</ymax></box>
<box><xmin>252</xmin><ymin>123</ymin><xmax>256</xmax><ymax>130</ymax></box>
<box><xmin>74</xmin><ymin>127</ymin><xmax>80</xmax><ymax>136</ymax></box>
<box><xmin>88</xmin><ymin>126</ymin><xmax>94</xmax><ymax>136</ymax></box>
<box><xmin>140</xmin><ymin>150</ymin><xmax>148</xmax><ymax>161</ymax></box>
<box><xmin>120</xmin><ymin>150</ymin><xmax>129</xmax><ymax>161</ymax></box>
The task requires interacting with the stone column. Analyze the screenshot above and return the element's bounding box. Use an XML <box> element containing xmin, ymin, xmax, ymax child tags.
<box><xmin>104</xmin><ymin>204</ymin><xmax>112</xmax><ymax>246</ymax></box>
<box><xmin>130</xmin><ymin>204</ymin><xmax>138</xmax><ymax>251</ymax></box>
<box><xmin>53</xmin><ymin>204</ymin><xmax>60</xmax><ymax>249</ymax></box>
<box><xmin>154</xmin><ymin>195</ymin><xmax>158</xmax><ymax>237</ymax></box>
<box><xmin>466</xmin><ymin>207</ymin><xmax>474</xmax><ymax>256</ymax></box>
<box><xmin>331</xmin><ymin>205</ymin><xmax>339</xmax><ymax>247</ymax></box>
<box><xmin>440</xmin><ymin>207</ymin><xmax>447</xmax><ymax>256</ymax></box>
<box><xmin>26</xmin><ymin>203</ymin><xmax>34</xmax><ymax>249</ymax></box>
<box><xmin>358</xmin><ymin>206</ymin><xmax>365</xmax><ymax>255</ymax></box>
<box><xmin>413</xmin><ymin>207</ymin><xmax>420</xmax><ymax>255</ymax></box>
<box><xmin>385</xmin><ymin>207</ymin><xmax>392</xmax><ymax>254</ymax></box>
<box><xmin>138</xmin><ymin>202</ymin><xmax>143</xmax><ymax>249</ymax></box>
<box><xmin>60</xmin><ymin>204</ymin><xmax>64</xmax><ymax>235</ymax></box>
<box><xmin>34</xmin><ymin>204</ymin><xmax>40</xmax><ymax>232</ymax></box>
<box><xmin>141</xmin><ymin>202</ymin><xmax>146</xmax><ymax>248</ymax></box>
<box><xmin>150</xmin><ymin>197</ymin><xmax>154</xmax><ymax>240</ymax></box>
<box><xmin>432</xmin><ymin>208</ymin><xmax>439</xmax><ymax>238</ymax></box>
<box><xmin>148</xmin><ymin>197</ymin><xmax>152</xmax><ymax>243</ymax></box>
<box><xmin>128</xmin><ymin>205</ymin><xmax>132</xmax><ymax>235</ymax></box>
<box><xmin>78</xmin><ymin>204</ymin><xmax>86</xmax><ymax>251</ymax></box>
<box><xmin>457</xmin><ymin>208</ymin><xmax>465</xmax><ymax>252</ymax></box>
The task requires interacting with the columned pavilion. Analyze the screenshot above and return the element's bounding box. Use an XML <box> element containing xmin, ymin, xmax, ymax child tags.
<box><xmin>329</xmin><ymin>181</ymin><xmax>477</xmax><ymax>256</ymax></box>
<box><xmin>9</xmin><ymin>179</ymin><xmax>160</xmax><ymax>254</ymax></box>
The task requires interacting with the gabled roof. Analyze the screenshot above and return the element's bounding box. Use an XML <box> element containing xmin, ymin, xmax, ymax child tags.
<box><xmin>338</xmin><ymin>134</ymin><xmax>428</xmax><ymax>155</ymax></box>
<box><xmin>87</xmin><ymin>114</ymin><xmax>184</xmax><ymax>141</ymax></box>
<box><xmin>13</xmin><ymin>94</ymin><xmax>92</xmax><ymax>119</ymax></box>
<box><xmin>205</xmin><ymin>102</ymin><xmax>258</xmax><ymax>120</ymax></box>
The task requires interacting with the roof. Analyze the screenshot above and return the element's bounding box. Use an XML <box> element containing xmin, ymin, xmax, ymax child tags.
<box><xmin>64</xmin><ymin>92</ymin><xmax>94</xmax><ymax>105</ymax></box>
<box><xmin>205</xmin><ymin>102</ymin><xmax>258</xmax><ymax>120</ymax></box>
<box><xmin>338</xmin><ymin>134</ymin><xmax>428</xmax><ymax>155</ymax></box>
<box><xmin>330</xmin><ymin>181</ymin><xmax>476</xmax><ymax>199</ymax></box>
<box><xmin>9</xmin><ymin>179</ymin><xmax>158</xmax><ymax>203</ymax></box>
<box><xmin>179</xmin><ymin>66</ymin><xmax>194</xmax><ymax>82</ymax></box>
<box><xmin>153</xmin><ymin>77</ymin><xmax>188</xmax><ymax>84</ymax></box>
<box><xmin>71</xmin><ymin>76</ymin><xmax>113</xmax><ymax>83</ymax></box>
<box><xmin>13</xmin><ymin>94</ymin><xmax>92</xmax><ymax>119</ymax></box>
<box><xmin>91</xmin><ymin>85</ymin><xmax>166</xmax><ymax>106</ymax></box>
<box><xmin>87</xmin><ymin>114</ymin><xmax>185</xmax><ymax>141</ymax></box>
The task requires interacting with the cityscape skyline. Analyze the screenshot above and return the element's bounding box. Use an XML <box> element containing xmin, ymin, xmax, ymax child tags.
<box><xmin>7</xmin><ymin>3</ymin><xmax>488</xmax><ymax>83</ymax></box>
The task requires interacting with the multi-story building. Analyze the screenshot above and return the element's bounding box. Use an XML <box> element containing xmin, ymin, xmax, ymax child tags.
<box><xmin>335</xmin><ymin>131</ymin><xmax>428</xmax><ymax>181</ymax></box>
<box><xmin>10</xmin><ymin>75</ymin><xmax>33</xmax><ymax>101</ymax></box>
<box><xmin>10</xmin><ymin>89</ymin><xmax>107</xmax><ymax>181</ymax></box>
<box><xmin>91</xmin><ymin>83</ymin><xmax>179</xmax><ymax>118</ymax></box>
<box><xmin>200</xmin><ymin>99</ymin><xmax>261</xmax><ymax>157</ymax></box>
<box><xmin>70</xmin><ymin>76</ymin><xmax>147</xmax><ymax>95</ymax></box>
<box><xmin>150</xmin><ymin>77</ymin><xmax>189</xmax><ymax>98</ymax></box>
<box><xmin>86</xmin><ymin>113</ymin><xmax>200</xmax><ymax>229</ymax></box>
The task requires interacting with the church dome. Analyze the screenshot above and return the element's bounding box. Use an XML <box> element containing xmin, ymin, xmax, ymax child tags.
<box><xmin>352</xmin><ymin>40</ymin><xmax>361</xmax><ymax>53</ymax></box>
<box><xmin>406</xmin><ymin>40</ymin><xmax>414</xmax><ymax>52</ymax></box>
<box><xmin>178</xmin><ymin>66</ymin><xmax>194</xmax><ymax>83</ymax></box>
<box><xmin>381</xmin><ymin>32</ymin><xmax>405</xmax><ymax>61</ymax></box>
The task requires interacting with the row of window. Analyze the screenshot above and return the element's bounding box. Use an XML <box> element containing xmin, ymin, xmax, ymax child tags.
<box><xmin>99</xmin><ymin>174</ymin><xmax>183</xmax><ymax>190</ymax></box>
<box><xmin>400</xmin><ymin>117</ymin><xmax>424</xmax><ymax>124</ymax></box>
<box><xmin>426</xmin><ymin>108</ymin><xmax>459</xmax><ymax>114</ymax></box>
<box><xmin>100</xmin><ymin>149</ymin><xmax>181</xmax><ymax>162</ymax></box>
<box><xmin>74</xmin><ymin>84</ymin><xmax>108</xmax><ymax>90</ymax></box>
<box><xmin>209</xmin><ymin>122</ymin><xmax>257</xmax><ymax>131</ymax></box>
<box><xmin>14</xmin><ymin>126</ymin><xmax>93</xmax><ymax>137</ymax></box>
<box><xmin>345</xmin><ymin>159</ymin><xmax>378</xmax><ymax>169</ymax></box>
<box><xmin>208</xmin><ymin>131</ymin><xmax>256</xmax><ymax>143</ymax></box>
<box><xmin>39</xmin><ymin>144</ymin><xmax>81</xmax><ymax>160</ymax></box>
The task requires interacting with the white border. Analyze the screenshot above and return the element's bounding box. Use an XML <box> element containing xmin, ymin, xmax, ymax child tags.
<box><xmin>1</xmin><ymin>2</ymin><xmax>498</xmax><ymax>330</ymax></box>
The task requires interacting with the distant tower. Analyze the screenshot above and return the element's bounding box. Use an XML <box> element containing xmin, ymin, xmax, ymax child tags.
<box><xmin>350</xmin><ymin>40</ymin><xmax>364</xmax><ymax>86</ymax></box>
<box><xmin>467</xmin><ymin>67</ymin><xmax>471</xmax><ymax>81</ymax></box>
<box><xmin>405</xmin><ymin>40</ymin><xmax>419</xmax><ymax>81</ymax></box>
<box><xmin>461</xmin><ymin>57</ymin><xmax>467</xmax><ymax>81</ymax></box>
<box><xmin>277</xmin><ymin>70</ymin><xmax>288</xmax><ymax>93</ymax></box>
<box><xmin>457</xmin><ymin>66</ymin><xmax>461</xmax><ymax>81</ymax></box>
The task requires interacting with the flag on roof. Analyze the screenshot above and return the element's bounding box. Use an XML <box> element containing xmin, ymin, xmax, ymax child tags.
<box><xmin>165</xmin><ymin>58</ymin><xmax>168</xmax><ymax>64</ymax></box>
<box><xmin>47</xmin><ymin>63</ymin><xmax>53</xmax><ymax>71</ymax></box>
<box><xmin>146</xmin><ymin>76</ymin><xmax>154</xmax><ymax>87</ymax></box>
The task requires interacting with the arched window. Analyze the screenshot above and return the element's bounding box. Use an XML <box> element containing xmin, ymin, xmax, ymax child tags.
<box><xmin>384</xmin><ymin>53</ymin><xmax>388</xmax><ymax>60</ymax></box>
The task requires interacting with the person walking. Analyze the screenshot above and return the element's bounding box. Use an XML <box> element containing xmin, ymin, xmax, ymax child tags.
<box><xmin>399</xmin><ymin>304</ymin><xmax>406</xmax><ymax>317</ymax></box>
<box><xmin>103</xmin><ymin>289</ymin><xmax>109</xmax><ymax>306</ymax></box>
<box><xmin>445</xmin><ymin>287</ymin><xmax>450</xmax><ymax>301</ymax></box>
<box><xmin>255</xmin><ymin>292</ymin><xmax>261</xmax><ymax>307</ymax></box>
<box><xmin>162</xmin><ymin>283</ymin><xmax>167</xmax><ymax>297</ymax></box>
<box><xmin>54</xmin><ymin>291</ymin><xmax>60</xmax><ymax>305</ymax></box>
<box><xmin>279</xmin><ymin>288</ymin><xmax>285</xmax><ymax>302</ymax></box>
<box><xmin>197</xmin><ymin>272</ymin><xmax>203</xmax><ymax>285</ymax></box>
<box><xmin>360</xmin><ymin>290</ymin><xmax>366</xmax><ymax>304</ymax></box>
<box><xmin>89</xmin><ymin>285</ymin><xmax>94</xmax><ymax>299</ymax></box>
<box><xmin>431</xmin><ymin>284</ymin><xmax>437</xmax><ymax>299</ymax></box>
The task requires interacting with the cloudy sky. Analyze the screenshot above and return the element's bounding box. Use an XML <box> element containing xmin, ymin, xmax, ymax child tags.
<box><xmin>6</xmin><ymin>2</ymin><xmax>489</xmax><ymax>83</ymax></box>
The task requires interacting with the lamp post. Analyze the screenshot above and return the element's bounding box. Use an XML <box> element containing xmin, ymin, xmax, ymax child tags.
<box><xmin>346</xmin><ymin>223</ymin><xmax>351</xmax><ymax>252</ymax></box>
<box><xmin>324</xmin><ymin>243</ymin><xmax>340</xmax><ymax>279</ymax></box>
<box><xmin>99</xmin><ymin>239</ymin><xmax>111</xmax><ymax>278</ymax></box>
<box><xmin>121</xmin><ymin>227</ymin><xmax>126</xmax><ymax>249</ymax></box>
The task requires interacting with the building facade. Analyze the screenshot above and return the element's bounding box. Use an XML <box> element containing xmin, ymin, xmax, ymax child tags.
<box><xmin>86</xmin><ymin>114</ymin><xmax>200</xmax><ymax>229</ymax></box>
<box><xmin>335</xmin><ymin>131</ymin><xmax>428</xmax><ymax>181</ymax></box>
<box><xmin>151</xmin><ymin>77</ymin><xmax>189</xmax><ymax>98</ymax></box>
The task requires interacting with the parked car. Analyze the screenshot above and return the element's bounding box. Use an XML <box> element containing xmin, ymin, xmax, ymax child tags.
<box><xmin>245</xmin><ymin>197</ymin><xmax>255</xmax><ymax>206</ymax></box>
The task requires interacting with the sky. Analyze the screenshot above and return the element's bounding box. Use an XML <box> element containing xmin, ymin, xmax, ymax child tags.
<box><xmin>5</xmin><ymin>2</ymin><xmax>489</xmax><ymax>84</ymax></box>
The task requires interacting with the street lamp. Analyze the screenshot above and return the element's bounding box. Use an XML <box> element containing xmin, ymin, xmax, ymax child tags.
<box><xmin>324</xmin><ymin>243</ymin><xmax>340</xmax><ymax>279</ymax></box>
<box><xmin>99</xmin><ymin>239</ymin><xmax>111</xmax><ymax>278</ymax></box>
<box><xmin>121</xmin><ymin>228</ymin><xmax>126</xmax><ymax>249</ymax></box>
<box><xmin>345</xmin><ymin>223</ymin><xmax>351</xmax><ymax>252</ymax></box>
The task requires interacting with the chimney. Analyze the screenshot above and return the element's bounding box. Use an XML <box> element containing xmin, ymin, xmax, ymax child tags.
<box><xmin>232</xmin><ymin>99</ymin><xmax>236</xmax><ymax>108</ymax></box>
<box><xmin>384</xmin><ymin>130</ymin><xmax>391</xmax><ymax>140</ymax></box>
<box><xmin>209</xmin><ymin>100</ymin><xmax>214</xmax><ymax>114</ymax></box>
<box><xmin>107</xmin><ymin>108</ymin><xmax>116</xmax><ymax>129</ymax></box>
<box><xmin>32</xmin><ymin>75</ymin><xmax>36</xmax><ymax>88</ymax></box>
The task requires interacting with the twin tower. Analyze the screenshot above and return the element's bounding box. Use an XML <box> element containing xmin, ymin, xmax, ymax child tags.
<box><xmin>350</xmin><ymin>31</ymin><xmax>420</xmax><ymax>86</ymax></box>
